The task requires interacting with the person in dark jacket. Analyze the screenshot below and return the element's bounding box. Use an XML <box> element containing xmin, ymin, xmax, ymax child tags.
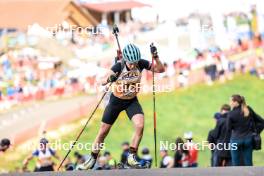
<box><xmin>211</xmin><ymin>104</ymin><xmax>232</xmax><ymax>166</ymax></box>
<box><xmin>226</xmin><ymin>95</ymin><xmax>255</xmax><ymax>166</ymax></box>
<box><xmin>174</xmin><ymin>137</ymin><xmax>185</xmax><ymax>168</ymax></box>
<box><xmin>120</xmin><ymin>141</ymin><xmax>130</xmax><ymax>164</ymax></box>
<box><xmin>207</xmin><ymin>129</ymin><xmax>217</xmax><ymax>167</ymax></box>
<box><xmin>139</xmin><ymin>147</ymin><xmax>152</xmax><ymax>168</ymax></box>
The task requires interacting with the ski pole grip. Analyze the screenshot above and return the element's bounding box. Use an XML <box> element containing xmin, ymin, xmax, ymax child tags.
<box><xmin>112</xmin><ymin>24</ymin><xmax>119</xmax><ymax>35</ymax></box>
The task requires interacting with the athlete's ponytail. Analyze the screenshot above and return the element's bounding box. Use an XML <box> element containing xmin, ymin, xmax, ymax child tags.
<box><xmin>241</xmin><ymin>96</ymin><xmax>250</xmax><ymax>117</ymax></box>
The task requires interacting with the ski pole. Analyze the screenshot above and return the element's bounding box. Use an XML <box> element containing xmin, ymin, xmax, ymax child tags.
<box><xmin>58</xmin><ymin>24</ymin><xmax>123</xmax><ymax>171</ymax></box>
<box><xmin>113</xmin><ymin>24</ymin><xmax>122</xmax><ymax>63</ymax></box>
<box><xmin>57</xmin><ymin>84</ymin><xmax>112</xmax><ymax>171</ymax></box>
<box><xmin>150</xmin><ymin>43</ymin><xmax>158</xmax><ymax>167</ymax></box>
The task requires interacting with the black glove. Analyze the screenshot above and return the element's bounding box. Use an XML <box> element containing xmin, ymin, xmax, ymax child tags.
<box><xmin>150</xmin><ymin>43</ymin><xmax>158</xmax><ymax>58</ymax></box>
<box><xmin>107</xmin><ymin>73</ymin><xmax>118</xmax><ymax>83</ymax></box>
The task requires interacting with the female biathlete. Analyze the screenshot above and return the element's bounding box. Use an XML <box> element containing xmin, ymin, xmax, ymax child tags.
<box><xmin>77</xmin><ymin>43</ymin><xmax>165</xmax><ymax>169</ymax></box>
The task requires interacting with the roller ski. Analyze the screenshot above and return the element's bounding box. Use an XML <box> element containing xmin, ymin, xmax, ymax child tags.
<box><xmin>117</xmin><ymin>153</ymin><xmax>151</xmax><ymax>169</ymax></box>
<box><xmin>75</xmin><ymin>154</ymin><xmax>96</xmax><ymax>170</ymax></box>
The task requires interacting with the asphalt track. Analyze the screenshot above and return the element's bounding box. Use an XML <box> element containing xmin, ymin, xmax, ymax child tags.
<box><xmin>1</xmin><ymin>167</ymin><xmax>264</xmax><ymax>176</ymax></box>
<box><xmin>0</xmin><ymin>95</ymin><xmax>96</xmax><ymax>143</ymax></box>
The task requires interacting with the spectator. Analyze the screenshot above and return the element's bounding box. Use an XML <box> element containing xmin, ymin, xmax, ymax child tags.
<box><xmin>211</xmin><ymin>104</ymin><xmax>232</xmax><ymax>166</ymax></box>
<box><xmin>226</xmin><ymin>95</ymin><xmax>263</xmax><ymax>166</ymax></box>
<box><xmin>103</xmin><ymin>151</ymin><xmax>117</xmax><ymax>169</ymax></box>
<box><xmin>173</xmin><ymin>137</ymin><xmax>184</xmax><ymax>168</ymax></box>
<box><xmin>184</xmin><ymin>132</ymin><xmax>198</xmax><ymax>167</ymax></box>
<box><xmin>180</xmin><ymin>146</ymin><xmax>191</xmax><ymax>168</ymax></box>
<box><xmin>23</xmin><ymin>138</ymin><xmax>60</xmax><ymax>172</ymax></box>
<box><xmin>64</xmin><ymin>158</ymin><xmax>75</xmax><ymax>171</ymax></box>
<box><xmin>204</xmin><ymin>52</ymin><xmax>217</xmax><ymax>84</ymax></box>
<box><xmin>177</xmin><ymin>71</ymin><xmax>189</xmax><ymax>88</ymax></box>
<box><xmin>0</xmin><ymin>138</ymin><xmax>11</xmax><ymax>152</ymax></box>
<box><xmin>159</xmin><ymin>149</ymin><xmax>173</xmax><ymax>168</ymax></box>
<box><xmin>139</xmin><ymin>147</ymin><xmax>152</xmax><ymax>168</ymax></box>
<box><xmin>120</xmin><ymin>141</ymin><xmax>130</xmax><ymax>165</ymax></box>
<box><xmin>94</xmin><ymin>156</ymin><xmax>111</xmax><ymax>170</ymax></box>
<box><xmin>218</xmin><ymin>54</ymin><xmax>229</xmax><ymax>83</ymax></box>
<box><xmin>74</xmin><ymin>151</ymin><xmax>86</xmax><ymax>167</ymax></box>
<box><xmin>207</xmin><ymin>129</ymin><xmax>217</xmax><ymax>167</ymax></box>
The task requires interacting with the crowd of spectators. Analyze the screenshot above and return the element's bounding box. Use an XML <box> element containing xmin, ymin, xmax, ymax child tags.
<box><xmin>207</xmin><ymin>95</ymin><xmax>264</xmax><ymax>167</ymax></box>
<box><xmin>1</xmin><ymin>23</ymin><xmax>263</xmax><ymax>112</ymax></box>
<box><xmin>17</xmin><ymin>135</ymin><xmax>200</xmax><ymax>172</ymax></box>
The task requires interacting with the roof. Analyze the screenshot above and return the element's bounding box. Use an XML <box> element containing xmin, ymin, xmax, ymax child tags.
<box><xmin>82</xmin><ymin>1</ymin><xmax>149</xmax><ymax>13</ymax></box>
<box><xmin>0</xmin><ymin>0</ymin><xmax>70</xmax><ymax>30</ymax></box>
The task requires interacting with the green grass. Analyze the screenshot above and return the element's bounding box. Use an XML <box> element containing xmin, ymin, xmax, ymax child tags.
<box><xmin>1</xmin><ymin>75</ymin><xmax>264</xmax><ymax>171</ymax></box>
